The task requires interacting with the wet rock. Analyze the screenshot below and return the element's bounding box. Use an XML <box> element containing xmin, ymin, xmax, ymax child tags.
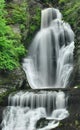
<box><xmin>36</xmin><ymin>118</ymin><xmax>49</xmax><ymax>128</ymax></box>
<box><xmin>0</xmin><ymin>107</ymin><xmax>5</xmax><ymax>123</ymax></box>
<box><xmin>0</xmin><ymin>106</ymin><xmax>5</xmax><ymax>130</ymax></box>
<box><xmin>0</xmin><ymin>67</ymin><xmax>28</xmax><ymax>90</ymax></box>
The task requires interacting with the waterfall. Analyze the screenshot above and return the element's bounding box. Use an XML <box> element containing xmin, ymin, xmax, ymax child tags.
<box><xmin>1</xmin><ymin>91</ymin><xmax>69</xmax><ymax>130</ymax></box>
<box><xmin>23</xmin><ymin>8</ymin><xmax>74</xmax><ymax>89</ymax></box>
<box><xmin>1</xmin><ymin>8</ymin><xmax>74</xmax><ymax>130</ymax></box>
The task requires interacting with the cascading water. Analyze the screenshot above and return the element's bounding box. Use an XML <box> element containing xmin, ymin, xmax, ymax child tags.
<box><xmin>1</xmin><ymin>8</ymin><xmax>74</xmax><ymax>130</ymax></box>
<box><xmin>1</xmin><ymin>91</ymin><xmax>69</xmax><ymax>130</ymax></box>
<box><xmin>23</xmin><ymin>8</ymin><xmax>74</xmax><ymax>89</ymax></box>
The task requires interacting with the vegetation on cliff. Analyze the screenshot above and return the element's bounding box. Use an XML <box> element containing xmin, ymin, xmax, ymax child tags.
<box><xmin>0</xmin><ymin>0</ymin><xmax>41</xmax><ymax>91</ymax></box>
<box><xmin>58</xmin><ymin>0</ymin><xmax>80</xmax><ymax>29</ymax></box>
<box><xmin>0</xmin><ymin>0</ymin><xmax>26</xmax><ymax>71</ymax></box>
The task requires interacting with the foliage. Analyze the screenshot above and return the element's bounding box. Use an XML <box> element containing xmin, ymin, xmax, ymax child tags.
<box><xmin>59</xmin><ymin>0</ymin><xmax>80</xmax><ymax>28</ymax></box>
<box><xmin>39</xmin><ymin>0</ymin><xmax>52</xmax><ymax>3</ymax></box>
<box><xmin>6</xmin><ymin>2</ymin><xmax>29</xmax><ymax>24</ymax></box>
<box><xmin>30</xmin><ymin>7</ymin><xmax>41</xmax><ymax>34</ymax></box>
<box><xmin>0</xmin><ymin>0</ymin><xmax>26</xmax><ymax>71</ymax></box>
<box><xmin>59</xmin><ymin>0</ymin><xmax>67</xmax><ymax>4</ymax></box>
<box><xmin>6</xmin><ymin>1</ymin><xmax>29</xmax><ymax>50</ymax></box>
<box><xmin>27</xmin><ymin>7</ymin><xmax>41</xmax><ymax>45</ymax></box>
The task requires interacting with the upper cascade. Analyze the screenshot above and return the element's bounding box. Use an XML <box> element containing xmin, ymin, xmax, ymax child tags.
<box><xmin>41</xmin><ymin>8</ymin><xmax>62</xmax><ymax>28</ymax></box>
<box><xmin>23</xmin><ymin>8</ymin><xmax>74</xmax><ymax>89</ymax></box>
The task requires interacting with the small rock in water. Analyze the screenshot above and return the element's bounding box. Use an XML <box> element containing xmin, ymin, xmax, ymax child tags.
<box><xmin>36</xmin><ymin>118</ymin><xmax>49</xmax><ymax>128</ymax></box>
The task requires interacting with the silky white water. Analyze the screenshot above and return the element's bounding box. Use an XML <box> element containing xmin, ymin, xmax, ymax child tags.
<box><xmin>1</xmin><ymin>8</ymin><xmax>74</xmax><ymax>130</ymax></box>
<box><xmin>23</xmin><ymin>8</ymin><xmax>74</xmax><ymax>89</ymax></box>
<box><xmin>1</xmin><ymin>91</ymin><xmax>69</xmax><ymax>130</ymax></box>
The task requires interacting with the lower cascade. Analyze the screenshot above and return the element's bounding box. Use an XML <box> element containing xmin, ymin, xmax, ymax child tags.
<box><xmin>1</xmin><ymin>8</ymin><xmax>74</xmax><ymax>130</ymax></box>
<box><xmin>1</xmin><ymin>91</ymin><xmax>69</xmax><ymax>130</ymax></box>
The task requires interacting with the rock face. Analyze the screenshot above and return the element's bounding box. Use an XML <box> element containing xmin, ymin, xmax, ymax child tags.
<box><xmin>0</xmin><ymin>68</ymin><xmax>26</xmax><ymax>90</ymax></box>
<box><xmin>73</xmin><ymin>31</ymin><xmax>80</xmax><ymax>86</ymax></box>
<box><xmin>36</xmin><ymin>118</ymin><xmax>49</xmax><ymax>129</ymax></box>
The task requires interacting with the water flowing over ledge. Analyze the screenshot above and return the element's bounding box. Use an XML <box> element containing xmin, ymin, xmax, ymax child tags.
<box><xmin>23</xmin><ymin>8</ymin><xmax>74</xmax><ymax>89</ymax></box>
<box><xmin>1</xmin><ymin>91</ymin><xmax>69</xmax><ymax>130</ymax></box>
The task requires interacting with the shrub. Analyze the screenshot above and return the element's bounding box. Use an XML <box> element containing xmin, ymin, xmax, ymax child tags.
<box><xmin>0</xmin><ymin>0</ymin><xmax>26</xmax><ymax>71</ymax></box>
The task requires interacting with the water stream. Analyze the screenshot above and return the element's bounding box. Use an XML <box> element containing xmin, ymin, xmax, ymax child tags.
<box><xmin>23</xmin><ymin>8</ymin><xmax>74</xmax><ymax>89</ymax></box>
<box><xmin>1</xmin><ymin>8</ymin><xmax>74</xmax><ymax>130</ymax></box>
<box><xmin>2</xmin><ymin>91</ymin><xmax>69</xmax><ymax>130</ymax></box>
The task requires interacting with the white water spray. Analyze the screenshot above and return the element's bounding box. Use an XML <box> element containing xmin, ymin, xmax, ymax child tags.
<box><xmin>1</xmin><ymin>91</ymin><xmax>69</xmax><ymax>130</ymax></box>
<box><xmin>23</xmin><ymin>8</ymin><xmax>74</xmax><ymax>89</ymax></box>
